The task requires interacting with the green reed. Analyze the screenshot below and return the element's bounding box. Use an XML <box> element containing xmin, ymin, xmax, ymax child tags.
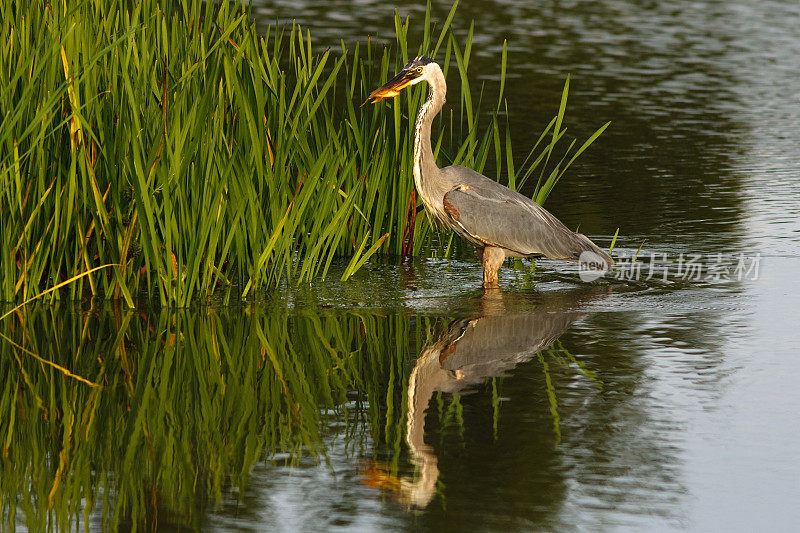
<box><xmin>0</xmin><ymin>0</ymin><xmax>606</xmax><ymax>306</ymax></box>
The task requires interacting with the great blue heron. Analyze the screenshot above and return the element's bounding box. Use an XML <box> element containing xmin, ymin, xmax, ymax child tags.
<box><xmin>365</xmin><ymin>56</ymin><xmax>613</xmax><ymax>287</ymax></box>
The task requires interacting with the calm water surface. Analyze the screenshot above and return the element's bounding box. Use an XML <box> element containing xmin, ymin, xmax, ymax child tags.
<box><xmin>4</xmin><ymin>1</ymin><xmax>800</xmax><ymax>531</ymax></box>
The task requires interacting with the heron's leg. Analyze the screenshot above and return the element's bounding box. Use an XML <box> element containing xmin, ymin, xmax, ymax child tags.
<box><xmin>481</xmin><ymin>246</ymin><xmax>505</xmax><ymax>288</ymax></box>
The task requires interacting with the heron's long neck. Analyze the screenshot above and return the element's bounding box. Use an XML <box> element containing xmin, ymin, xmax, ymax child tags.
<box><xmin>413</xmin><ymin>66</ymin><xmax>446</xmax><ymax>208</ymax></box>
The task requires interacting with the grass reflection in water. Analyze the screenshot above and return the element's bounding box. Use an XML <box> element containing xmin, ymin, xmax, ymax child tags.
<box><xmin>0</xmin><ymin>290</ymin><xmax>602</xmax><ymax>529</ymax></box>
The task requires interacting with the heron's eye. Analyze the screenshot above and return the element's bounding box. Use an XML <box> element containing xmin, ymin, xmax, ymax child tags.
<box><xmin>415</xmin><ymin>67</ymin><xmax>423</xmax><ymax>74</ymax></box>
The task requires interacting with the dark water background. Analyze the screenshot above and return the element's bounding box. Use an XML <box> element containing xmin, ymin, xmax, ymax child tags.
<box><xmin>6</xmin><ymin>1</ymin><xmax>800</xmax><ymax>531</ymax></box>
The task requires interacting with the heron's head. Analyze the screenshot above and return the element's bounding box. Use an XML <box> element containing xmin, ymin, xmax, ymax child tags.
<box><xmin>362</xmin><ymin>56</ymin><xmax>436</xmax><ymax>106</ymax></box>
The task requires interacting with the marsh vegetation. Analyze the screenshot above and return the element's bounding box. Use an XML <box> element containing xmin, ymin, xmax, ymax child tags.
<box><xmin>1</xmin><ymin>0</ymin><xmax>605</xmax><ymax>306</ymax></box>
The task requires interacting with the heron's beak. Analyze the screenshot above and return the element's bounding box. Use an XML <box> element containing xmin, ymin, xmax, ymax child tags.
<box><xmin>361</xmin><ymin>69</ymin><xmax>417</xmax><ymax>107</ymax></box>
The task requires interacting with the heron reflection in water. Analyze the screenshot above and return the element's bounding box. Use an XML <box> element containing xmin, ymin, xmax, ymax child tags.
<box><xmin>361</xmin><ymin>292</ymin><xmax>591</xmax><ymax>508</ymax></box>
<box><xmin>365</xmin><ymin>57</ymin><xmax>613</xmax><ymax>288</ymax></box>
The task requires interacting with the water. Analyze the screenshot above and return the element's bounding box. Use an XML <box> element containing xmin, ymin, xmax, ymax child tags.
<box><xmin>4</xmin><ymin>0</ymin><xmax>800</xmax><ymax>530</ymax></box>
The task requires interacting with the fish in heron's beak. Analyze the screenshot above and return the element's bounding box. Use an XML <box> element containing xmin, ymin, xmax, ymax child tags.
<box><xmin>361</xmin><ymin>67</ymin><xmax>422</xmax><ymax>107</ymax></box>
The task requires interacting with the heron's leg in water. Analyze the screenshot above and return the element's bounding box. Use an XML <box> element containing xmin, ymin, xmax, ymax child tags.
<box><xmin>481</xmin><ymin>246</ymin><xmax>505</xmax><ymax>288</ymax></box>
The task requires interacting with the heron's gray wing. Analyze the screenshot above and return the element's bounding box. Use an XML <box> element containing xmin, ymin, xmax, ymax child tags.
<box><xmin>442</xmin><ymin>184</ymin><xmax>609</xmax><ymax>262</ymax></box>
